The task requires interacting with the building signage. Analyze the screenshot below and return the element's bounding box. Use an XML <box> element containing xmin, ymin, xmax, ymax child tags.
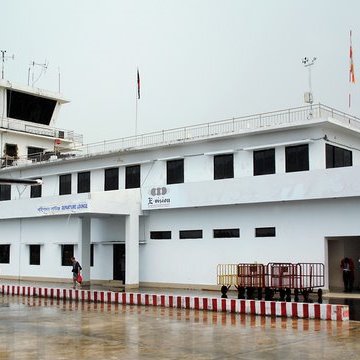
<box><xmin>37</xmin><ymin>202</ymin><xmax>88</xmax><ymax>215</ymax></box>
<box><xmin>147</xmin><ymin>187</ymin><xmax>171</xmax><ymax>208</ymax></box>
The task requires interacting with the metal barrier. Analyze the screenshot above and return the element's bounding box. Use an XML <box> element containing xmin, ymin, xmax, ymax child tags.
<box><xmin>216</xmin><ymin>264</ymin><xmax>238</xmax><ymax>286</ymax></box>
<box><xmin>217</xmin><ymin>262</ymin><xmax>324</xmax><ymax>303</ymax></box>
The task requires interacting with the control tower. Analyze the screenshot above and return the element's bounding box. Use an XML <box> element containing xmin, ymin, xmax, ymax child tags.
<box><xmin>0</xmin><ymin>79</ymin><xmax>83</xmax><ymax>167</ymax></box>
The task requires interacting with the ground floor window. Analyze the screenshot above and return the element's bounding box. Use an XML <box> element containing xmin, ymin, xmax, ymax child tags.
<box><xmin>255</xmin><ymin>227</ymin><xmax>276</xmax><ymax>237</ymax></box>
<box><xmin>0</xmin><ymin>245</ymin><xmax>10</xmax><ymax>263</ymax></box>
<box><xmin>61</xmin><ymin>245</ymin><xmax>74</xmax><ymax>266</ymax></box>
<box><xmin>213</xmin><ymin>228</ymin><xmax>240</xmax><ymax>238</ymax></box>
<box><xmin>150</xmin><ymin>231</ymin><xmax>171</xmax><ymax>239</ymax></box>
<box><xmin>179</xmin><ymin>230</ymin><xmax>203</xmax><ymax>239</ymax></box>
<box><xmin>90</xmin><ymin>244</ymin><xmax>94</xmax><ymax>267</ymax></box>
<box><xmin>29</xmin><ymin>245</ymin><xmax>40</xmax><ymax>265</ymax></box>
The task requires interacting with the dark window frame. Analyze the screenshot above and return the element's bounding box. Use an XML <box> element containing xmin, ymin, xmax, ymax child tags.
<box><xmin>150</xmin><ymin>231</ymin><xmax>172</xmax><ymax>240</ymax></box>
<box><xmin>29</xmin><ymin>245</ymin><xmax>41</xmax><ymax>265</ymax></box>
<box><xmin>30</xmin><ymin>178</ymin><xmax>42</xmax><ymax>198</ymax></box>
<box><xmin>77</xmin><ymin>171</ymin><xmax>90</xmax><ymax>194</ymax></box>
<box><xmin>326</xmin><ymin>144</ymin><xmax>352</xmax><ymax>169</ymax></box>
<box><xmin>167</xmin><ymin>159</ymin><xmax>184</xmax><ymax>185</ymax></box>
<box><xmin>253</xmin><ymin>149</ymin><xmax>275</xmax><ymax>176</ymax></box>
<box><xmin>255</xmin><ymin>227</ymin><xmax>276</xmax><ymax>237</ymax></box>
<box><xmin>213</xmin><ymin>228</ymin><xmax>240</xmax><ymax>238</ymax></box>
<box><xmin>214</xmin><ymin>154</ymin><xmax>234</xmax><ymax>180</ymax></box>
<box><xmin>285</xmin><ymin>144</ymin><xmax>309</xmax><ymax>173</ymax></box>
<box><xmin>179</xmin><ymin>230</ymin><xmax>203</xmax><ymax>239</ymax></box>
<box><xmin>0</xmin><ymin>244</ymin><xmax>10</xmax><ymax>263</ymax></box>
<box><xmin>90</xmin><ymin>244</ymin><xmax>94</xmax><ymax>267</ymax></box>
<box><xmin>59</xmin><ymin>174</ymin><xmax>72</xmax><ymax>195</ymax></box>
<box><xmin>104</xmin><ymin>168</ymin><xmax>119</xmax><ymax>191</ymax></box>
<box><xmin>61</xmin><ymin>244</ymin><xmax>74</xmax><ymax>266</ymax></box>
<box><xmin>125</xmin><ymin>165</ymin><xmax>141</xmax><ymax>189</ymax></box>
<box><xmin>0</xmin><ymin>184</ymin><xmax>11</xmax><ymax>201</ymax></box>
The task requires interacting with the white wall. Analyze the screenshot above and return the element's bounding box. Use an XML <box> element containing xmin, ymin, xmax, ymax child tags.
<box><xmin>139</xmin><ymin>198</ymin><xmax>360</xmax><ymax>288</ymax></box>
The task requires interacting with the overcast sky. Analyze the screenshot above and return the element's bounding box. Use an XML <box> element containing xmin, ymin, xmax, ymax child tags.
<box><xmin>2</xmin><ymin>0</ymin><xmax>360</xmax><ymax>143</ymax></box>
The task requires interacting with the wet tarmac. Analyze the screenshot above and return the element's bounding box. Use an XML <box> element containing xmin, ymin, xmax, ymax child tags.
<box><xmin>1</xmin><ymin>295</ymin><xmax>360</xmax><ymax>359</ymax></box>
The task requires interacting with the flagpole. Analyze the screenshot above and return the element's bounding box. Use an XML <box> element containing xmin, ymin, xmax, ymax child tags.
<box><xmin>135</xmin><ymin>91</ymin><xmax>138</xmax><ymax>136</ymax></box>
<box><xmin>135</xmin><ymin>68</ymin><xmax>140</xmax><ymax>136</ymax></box>
<box><xmin>349</xmin><ymin>30</ymin><xmax>355</xmax><ymax>108</ymax></box>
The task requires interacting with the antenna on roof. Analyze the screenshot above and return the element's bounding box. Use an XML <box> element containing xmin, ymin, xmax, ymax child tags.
<box><xmin>27</xmin><ymin>59</ymin><xmax>48</xmax><ymax>86</ymax></box>
<box><xmin>302</xmin><ymin>57</ymin><xmax>317</xmax><ymax>116</ymax></box>
<box><xmin>0</xmin><ymin>50</ymin><xmax>15</xmax><ymax>80</ymax></box>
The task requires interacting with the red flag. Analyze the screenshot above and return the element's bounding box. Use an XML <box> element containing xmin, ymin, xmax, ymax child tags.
<box><xmin>350</xmin><ymin>30</ymin><xmax>355</xmax><ymax>83</ymax></box>
<box><xmin>137</xmin><ymin>68</ymin><xmax>140</xmax><ymax>99</ymax></box>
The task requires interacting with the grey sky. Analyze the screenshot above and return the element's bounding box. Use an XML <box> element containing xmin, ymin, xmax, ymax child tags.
<box><xmin>2</xmin><ymin>0</ymin><xmax>360</xmax><ymax>143</ymax></box>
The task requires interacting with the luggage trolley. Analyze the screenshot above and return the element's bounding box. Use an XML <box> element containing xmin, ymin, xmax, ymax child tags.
<box><xmin>236</xmin><ymin>263</ymin><xmax>266</xmax><ymax>300</ymax></box>
<box><xmin>265</xmin><ymin>263</ymin><xmax>296</xmax><ymax>302</ymax></box>
<box><xmin>216</xmin><ymin>264</ymin><xmax>238</xmax><ymax>298</ymax></box>
<box><xmin>217</xmin><ymin>262</ymin><xmax>325</xmax><ymax>303</ymax></box>
<box><xmin>293</xmin><ymin>263</ymin><xmax>325</xmax><ymax>303</ymax></box>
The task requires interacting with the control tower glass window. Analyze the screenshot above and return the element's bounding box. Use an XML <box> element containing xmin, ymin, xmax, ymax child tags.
<box><xmin>7</xmin><ymin>90</ymin><xmax>56</xmax><ymax>125</ymax></box>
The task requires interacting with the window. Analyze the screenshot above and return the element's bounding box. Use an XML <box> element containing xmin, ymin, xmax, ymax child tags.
<box><xmin>30</xmin><ymin>179</ymin><xmax>42</xmax><ymax>198</ymax></box>
<box><xmin>90</xmin><ymin>244</ymin><xmax>94</xmax><ymax>267</ymax></box>
<box><xmin>0</xmin><ymin>185</ymin><xmax>11</xmax><ymax>201</ymax></box>
<box><xmin>150</xmin><ymin>231</ymin><xmax>171</xmax><ymax>240</ymax></box>
<box><xmin>214</xmin><ymin>154</ymin><xmax>234</xmax><ymax>180</ymax></box>
<box><xmin>3</xmin><ymin>143</ymin><xmax>18</xmax><ymax>166</ymax></box>
<box><xmin>285</xmin><ymin>144</ymin><xmax>309</xmax><ymax>172</ymax></box>
<box><xmin>104</xmin><ymin>168</ymin><xmax>119</xmax><ymax>191</ymax></box>
<box><xmin>213</xmin><ymin>228</ymin><xmax>240</xmax><ymax>238</ymax></box>
<box><xmin>255</xmin><ymin>227</ymin><xmax>276</xmax><ymax>237</ymax></box>
<box><xmin>253</xmin><ymin>149</ymin><xmax>275</xmax><ymax>176</ymax></box>
<box><xmin>0</xmin><ymin>245</ymin><xmax>10</xmax><ymax>263</ymax></box>
<box><xmin>61</xmin><ymin>245</ymin><xmax>74</xmax><ymax>266</ymax></box>
<box><xmin>179</xmin><ymin>230</ymin><xmax>203</xmax><ymax>239</ymax></box>
<box><xmin>59</xmin><ymin>174</ymin><xmax>71</xmax><ymax>195</ymax></box>
<box><xmin>29</xmin><ymin>245</ymin><xmax>40</xmax><ymax>265</ymax></box>
<box><xmin>77</xmin><ymin>171</ymin><xmax>90</xmax><ymax>193</ymax></box>
<box><xmin>126</xmin><ymin>165</ymin><xmax>140</xmax><ymax>189</ymax></box>
<box><xmin>28</xmin><ymin>146</ymin><xmax>44</xmax><ymax>162</ymax></box>
<box><xmin>167</xmin><ymin>159</ymin><xmax>184</xmax><ymax>184</ymax></box>
<box><xmin>326</xmin><ymin>144</ymin><xmax>352</xmax><ymax>168</ymax></box>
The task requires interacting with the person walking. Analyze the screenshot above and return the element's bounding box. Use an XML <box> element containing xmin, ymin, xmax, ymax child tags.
<box><xmin>71</xmin><ymin>256</ymin><xmax>82</xmax><ymax>289</ymax></box>
<box><xmin>340</xmin><ymin>257</ymin><xmax>354</xmax><ymax>292</ymax></box>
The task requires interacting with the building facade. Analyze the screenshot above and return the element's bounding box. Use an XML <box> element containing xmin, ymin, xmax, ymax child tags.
<box><xmin>0</xmin><ymin>80</ymin><xmax>360</xmax><ymax>291</ymax></box>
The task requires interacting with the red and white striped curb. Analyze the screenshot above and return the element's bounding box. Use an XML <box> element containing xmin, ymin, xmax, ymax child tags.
<box><xmin>0</xmin><ymin>284</ymin><xmax>349</xmax><ymax>321</ymax></box>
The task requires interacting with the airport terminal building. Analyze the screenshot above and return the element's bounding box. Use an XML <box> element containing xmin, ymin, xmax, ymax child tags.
<box><xmin>0</xmin><ymin>79</ymin><xmax>360</xmax><ymax>291</ymax></box>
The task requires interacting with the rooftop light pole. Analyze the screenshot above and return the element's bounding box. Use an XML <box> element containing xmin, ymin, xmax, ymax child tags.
<box><xmin>302</xmin><ymin>56</ymin><xmax>317</xmax><ymax>116</ymax></box>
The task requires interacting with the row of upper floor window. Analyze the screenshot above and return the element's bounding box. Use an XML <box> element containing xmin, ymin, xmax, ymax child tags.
<box><xmin>0</xmin><ymin>143</ymin><xmax>353</xmax><ymax>201</ymax></box>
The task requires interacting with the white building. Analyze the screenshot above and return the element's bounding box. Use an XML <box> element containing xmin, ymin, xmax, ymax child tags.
<box><xmin>0</xmin><ymin>79</ymin><xmax>359</xmax><ymax>291</ymax></box>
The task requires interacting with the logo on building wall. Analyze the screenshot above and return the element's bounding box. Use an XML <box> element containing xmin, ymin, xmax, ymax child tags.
<box><xmin>148</xmin><ymin>187</ymin><xmax>171</xmax><ymax>208</ymax></box>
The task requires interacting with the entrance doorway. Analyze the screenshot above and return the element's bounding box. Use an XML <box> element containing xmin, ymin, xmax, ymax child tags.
<box><xmin>327</xmin><ymin>236</ymin><xmax>360</xmax><ymax>291</ymax></box>
<box><xmin>113</xmin><ymin>244</ymin><xmax>125</xmax><ymax>283</ymax></box>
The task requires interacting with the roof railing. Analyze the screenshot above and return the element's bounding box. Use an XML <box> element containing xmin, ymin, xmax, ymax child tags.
<box><xmin>0</xmin><ymin>117</ymin><xmax>83</xmax><ymax>144</ymax></box>
<box><xmin>2</xmin><ymin>103</ymin><xmax>360</xmax><ymax>169</ymax></box>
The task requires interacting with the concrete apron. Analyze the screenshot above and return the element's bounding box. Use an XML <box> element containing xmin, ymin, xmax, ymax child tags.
<box><xmin>0</xmin><ymin>283</ymin><xmax>349</xmax><ymax>321</ymax></box>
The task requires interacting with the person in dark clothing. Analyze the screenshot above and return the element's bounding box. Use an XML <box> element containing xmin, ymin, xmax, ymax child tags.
<box><xmin>340</xmin><ymin>257</ymin><xmax>355</xmax><ymax>292</ymax></box>
<box><xmin>71</xmin><ymin>256</ymin><xmax>82</xmax><ymax>289</ymax></box>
